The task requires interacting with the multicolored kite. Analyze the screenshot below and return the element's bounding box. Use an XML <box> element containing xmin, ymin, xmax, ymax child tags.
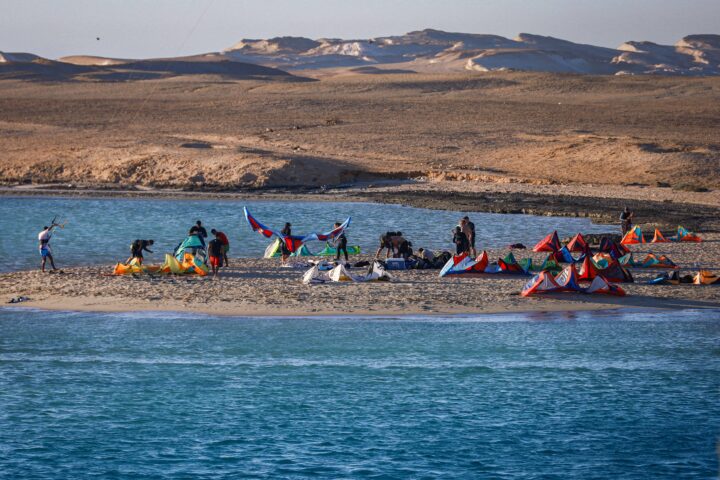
<box><xmin>243</xmin><ymin>207</ymin><xmax>351</xmax><ymax>253</ymax></box>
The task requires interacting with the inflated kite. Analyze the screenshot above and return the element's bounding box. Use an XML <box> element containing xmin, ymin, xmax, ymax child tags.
<box><xmin>243</xmin><ymin>207</ymin><xmax>351</xmax><ymax>253</ymax></box>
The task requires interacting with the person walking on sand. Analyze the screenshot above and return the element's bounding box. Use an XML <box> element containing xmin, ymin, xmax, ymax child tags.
<box><xmin>333</xmin><ymin>222</ymin><xmax>349</xmax><ymax>264</ymax></box>
<box><xmin>452</xmin><ymin>226</ymin><xmax>469</xmax><ymax>255</ymax></box>
<box><xmin>211</xmin><ymin>229</ymin><xmax>230</xmax><ymax>267</ymax></box>
<box><xmin>280</xmin><ymin>222</ymin><xmax>292</xmax><ymax>265</ymax></box>
<box><xmin>461</xmin><ymin>216</ymin><xmax>476</xmax><ymax>257</ymax></box>
<box><xmin>126</xmin><ymin>239</ymin><xmax>154</xmax><ymax>265</ymax></box>
<box><xmin>620</xmin><ymin>207</ymin><xmax>634</xmax><ymax>235</ymax></box>
<box><xmin>38</xmin><ymin>225</ymin><xmax>58</xmax><ymax>272</ymax></box>
<box><xmin>207</xmin><ymin>235</ymin><xmax>224</xmax><ymax>277</ymax></box>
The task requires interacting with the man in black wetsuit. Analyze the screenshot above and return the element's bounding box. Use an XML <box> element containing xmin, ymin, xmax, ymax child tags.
<box><xmin>463</xmin><ymin>216</ymin><xmax>476</xmax><ymax>257</ymax></box>
<box><xmin>452</xmin><ymin>227</ymin><xmax>469</xmax><ymax>255</ymax></box>
<box><xmin>620</xmin><ymin>207</ymin><xmax>634</xmax><ymax>235</ymax></box>
<box><xmin>127</xmin><ymin>239</ymin><xmax>154</xmax><ymax>264</ymax></box>
<box><xmin>333</xmin><ymin>222</ymin><xmax>349</xmax><ymax>263</ymax></box>
<box><xmin>190</xmin><ymin>220</ymin><xmax>208</xmax><ymax>248</ymax></box>
<box><xmin>280</xmin><ymin>222</ymin><xmax>292</xmax><ymax>265</ymax></box>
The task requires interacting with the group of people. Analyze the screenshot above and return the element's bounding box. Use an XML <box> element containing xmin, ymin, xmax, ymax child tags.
<box><xmin>375</xmin><ymin>231</ymin><xmax>413</xmax><ymax>260</ymax></box>
<box><xmin>38</xmin><ymin>208</ymin><xmax>636</xmax><ymax>274</ymax></box>
<box><xmin>124</xmin><ymin>220</ymin><xmax>231</xmax><ymax>276</ymax></box>
<box><xmin>279</xmin><ymin>221</ymin><xmax>350</xmax><ymax>266</ymax></box>
<box><xmin>452</xmin><ymin>216</ymin><xmax>477</xmax><ymax>256</ymax></box>
<box><xmin>373</xmin><ymin>230</ymin><xmax>449</xmax><ymax>269</ymax></box>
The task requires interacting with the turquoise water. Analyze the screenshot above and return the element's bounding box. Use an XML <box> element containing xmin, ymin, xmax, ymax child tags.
<box><xmin>1</xmin><ymin>308</ymin><xmax>718</xmax><ymax>479</ymax></box>
<box><xmin>0</xmin><ymin>196</ymin><xmax>614</xmax><ymax>272</ymax></box>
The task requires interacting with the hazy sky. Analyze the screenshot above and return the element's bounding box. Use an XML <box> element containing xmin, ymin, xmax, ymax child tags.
<box><xmin>1</xmin><ymin>0</ymin><xmax>719</xmax><ymax>59</ymax></box>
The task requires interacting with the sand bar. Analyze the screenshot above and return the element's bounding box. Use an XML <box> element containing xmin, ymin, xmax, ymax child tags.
<box><xmin>4</xmin><ymin>237</ymin><xmax>719</xmax><ymax>317</ymax></box>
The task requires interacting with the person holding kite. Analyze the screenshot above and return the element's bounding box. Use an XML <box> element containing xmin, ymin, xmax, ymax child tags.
<box><xmin>333</xmin><ymin>222</ymin><xmax>349</xmax><ymax>263</ymax></box>
<box><xmin>38</xmin><ymin>220</ymin><xmax>61</xmax><ymax>272</ymax></box>
<box><xmin>280</xmin><ymin>222</ymin><xmax>293</xmax><ymax>265</ymax></box>
<box><xmin>243</xmin><ymin>207</ymin><xmax>351</xmax><ymax>266</ymax></box>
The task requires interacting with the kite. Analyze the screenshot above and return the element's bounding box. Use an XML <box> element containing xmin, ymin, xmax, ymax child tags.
<box><xmin>243</xmin><ymin>207</ymin><xmax>351</xmax><ymax>253</ymax></box>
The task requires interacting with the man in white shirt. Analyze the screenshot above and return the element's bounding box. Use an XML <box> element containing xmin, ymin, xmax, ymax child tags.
<box><xmin>38</xmin><ymin>225</ymin><xmax>58</xmax><ymax>272</ymax></box>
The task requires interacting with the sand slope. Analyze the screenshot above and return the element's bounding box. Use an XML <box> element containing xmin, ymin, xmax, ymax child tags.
<box><xmin>1</xmin><ymin>72</ymin><xmax>719</xmax><ymax>193</ymax></box>
<box><xmin>0</xmin><ymin>52</ymin><xmax>301</xmax><ymax>82</ymax></box>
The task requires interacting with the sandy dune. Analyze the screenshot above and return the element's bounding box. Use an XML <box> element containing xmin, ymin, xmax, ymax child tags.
<box><xmin>0</xmin><ymin>53</ymin><xmax>301</xmax><ymax>82</ymax></box>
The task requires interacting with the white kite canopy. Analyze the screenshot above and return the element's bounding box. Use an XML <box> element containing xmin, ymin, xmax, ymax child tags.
<box><xmin>302</xmin><ymin>262</ymin><xmax>391</xmax><ymax>285</ymax></box>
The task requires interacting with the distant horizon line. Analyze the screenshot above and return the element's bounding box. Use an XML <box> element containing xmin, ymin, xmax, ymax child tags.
<box><xmin>3</xmin><ymin>28</ymin><xmax>718</xmax><ymax>61</ymax></box>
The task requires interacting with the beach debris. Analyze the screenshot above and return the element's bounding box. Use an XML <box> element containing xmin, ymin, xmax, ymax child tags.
<box><xmin>7</xmin><ymin>296</ymin><xmax>30</xmax><ymax>304</ymax></box>
<box><xmin>303</xmin><ymin>261</ymin><xmax>391</xmax><ymax>284</ymax></box>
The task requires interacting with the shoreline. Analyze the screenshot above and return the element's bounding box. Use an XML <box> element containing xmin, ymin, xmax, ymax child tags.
<box><xmin>3</xmin><ymin>243</ymin><xmax>720</xmax><ymax>319</ymax></box>
<box><xmin>0</xmin><ymin>302</ymin><xmax>685</xmax><ymax>319</ymax></box>
<box><xmin>2</xmin><ymin>181</ymin><xmax>719</xmax><ymax>231</ymax></box>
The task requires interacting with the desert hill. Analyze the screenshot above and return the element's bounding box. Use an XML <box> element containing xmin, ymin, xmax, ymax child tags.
<box><xmin>0</xmin><ymin>51</ymin><xmax>302</xmax><ymax>82</ymax></box>
<box><xmin>0</xmin><ymin>71</ymin><xmax>718</xmax><ymax>193</ymax></box>
<box><xmin>1</xmin><ymin>30</ymin><xmax>719</xmax><ymax>204</ymax></box>
<box><xmin>5</xmin><ymin>29</ymin><xmax>719</xmax><ymax>78</ymax></box>
<box><xmin>222</xmin><ymin>29</ymin><xmax>720</xmax><ymax>75</ymax></box>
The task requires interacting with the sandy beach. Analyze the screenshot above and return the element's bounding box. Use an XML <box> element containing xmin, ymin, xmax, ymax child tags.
<box><xmin>4</xmin><ymin>232</ymin><xmax>719</xmax><ymax>317</ymax></box>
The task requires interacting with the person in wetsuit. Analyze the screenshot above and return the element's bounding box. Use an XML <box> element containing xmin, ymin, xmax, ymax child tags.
<box><xmin>280</xmin><ymin>222</ymin><xmax>292</xmax><ymax>265</ymax></box>
<box><xmin>620</xmin><ymin>207</ymin><xmax>634</xmax><ymax>235</ymax></box>
<box><xmin>462</xmin><ymin>216</ymin><xmax>476</xmax><ymax>257</ymax></box>
<box><xmin>333</xmin><ymin>222</ymin><xmax>349</xmax><ymax>263</ymax></box>
<box><xmin>190</xmin><ymin>220</ymin><xmax>207</xmax><ymax>247</ymax></box>
<box><xmin>127</xmin><ymin>239</ymin><xmax>154</xmax><ymax>264</ymax></box>
<box><xmin>398</xmin><ymin>240</ymin><xmax>413</xmax><ymax>260</ymax></box>
<box><xmin>452</xmin><ymin>226</ymin><xmax>469</xmax><ymax>255</ymax></box>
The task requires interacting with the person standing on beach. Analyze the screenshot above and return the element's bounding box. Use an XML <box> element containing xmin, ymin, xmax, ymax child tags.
<box><xmin>620</xmin><ymin>207</ymin><xmax>634</xmax><ymax>235</ymax></box>
<box><xmin>453</xmin><ymin>226</ymin><xmax>469</xmax><ymax>255</ymax></box>
<box><xmin>462</xmin><ymin>216</ymin><xmax>476</xmax><ymax>257</ymax></box>
<box><xmin>127</xmin><ymin>239</ymin><xmax>154</xmax><ymax>265</ymax></box>
<box><xmin>280</xmin><ymin>222</ymin><xmax>292</xmax><ymax>265</ymax></box>
<box><xmin>333</xmin><ymin>222</ymin><xmax>349</xmax><ymax>264</ymax></box>
<box><xmin>207</xmin><ymin>235</ymin><xmax>224</xmax><ymax>277</ymax></box>
<box><xmin>211</xmin><ymin>229</ymin><xmax>230</xmax><ymax>267</ymax></box>
<box><xmin>191</xmin><ymin>220</ymin><xmax>208</xmax><ymax>247</ymax></box>
<box><xmin>38</xmin><ymin>225</ymin><xmax>58</xmax><ymax>272</ymax></box>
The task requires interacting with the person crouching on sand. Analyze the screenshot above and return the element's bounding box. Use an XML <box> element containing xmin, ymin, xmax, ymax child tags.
<box><xmin>375</xmin><ymin>231</ymin><xmax>403</xmax><ymax>259</ymax></box>
<box><xmin>211</xmin><ymin>229</ymin><xmax>230</xmax><ymax>267</ymax></box>
<box><xmin>38</xmin><ymin>225</ymin><xmax>58</xmax><ymax>272</ymax></box>
<box><xmin>207</xmin><ymin>235</ymin><xmax>224</xmax><ymax>277</ymax></box>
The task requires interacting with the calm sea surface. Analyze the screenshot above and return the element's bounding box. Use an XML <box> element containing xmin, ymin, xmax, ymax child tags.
<box><xmin>0</xmin><ymin>196</ymin><xmax>614</xmax><ymax>272</ymax></box>
<box><xmin>1</xmin><ymin>308</ymin><xmax>718</xmax><ymax>479</ymax></box>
